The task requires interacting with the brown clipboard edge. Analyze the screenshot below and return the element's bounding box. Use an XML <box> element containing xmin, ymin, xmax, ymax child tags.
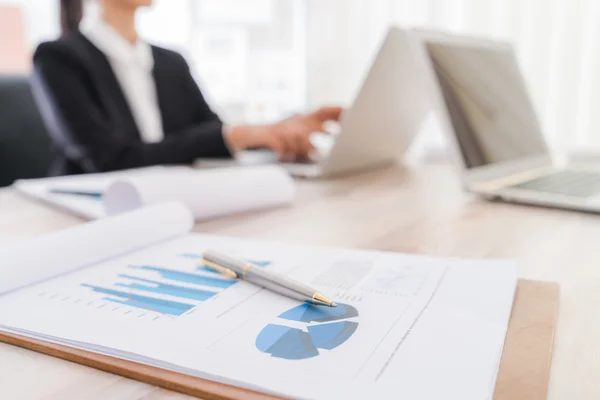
<box><xmin>0</xmin><ymin>333</ymin><xmax>279</xmax><ymax>400</ymax></box>
<box><xmin>0</xmin><ymin>279</ymin><xmax>558</xmax><ymax>400</ymax></box>
<box><xmin>493</xmin><ymin>279</ymin><xmax>559</xmax><ymax>400</ymax></box>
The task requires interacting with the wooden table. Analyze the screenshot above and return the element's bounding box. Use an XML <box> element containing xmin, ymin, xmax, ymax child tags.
<box><xmin>0</xmin><ymin>164</ymin><xmax>597</xmax><ymax>400</ymax></box>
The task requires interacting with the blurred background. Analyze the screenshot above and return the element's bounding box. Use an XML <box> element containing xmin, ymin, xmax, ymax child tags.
<box><xmin>1</xmin><ymin>0</ymin><xmax>598</xmax><ymax>157</ymax></box>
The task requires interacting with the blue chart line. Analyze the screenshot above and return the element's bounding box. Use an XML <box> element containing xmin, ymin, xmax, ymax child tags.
<box><xmin>130</xmin><ymin>266</ymin><xmax>236</xmax><ymax>289</ymax></box>
<box><xmin>179</xmin><ymin>253</ymin><xmax>203</xmax><ymax>260</ymax></box>
<box><xmin>116</xmin><ymin>275</ymin><xmax>217</xmax><ymax>301</ymax></box>
<box><xmin>81</xmin><ymin>284</ymin><xmax>195</xmax><ymax>316</ymax></box>
<box><xmin>179</xmin><ymin>253</ymin><xmax>272</xmax><ymax>274</ymax></box>
<box><xmin>198</xmin><ymin>260</ymin><xmax>272</xmax><ymax>274</ymax></box>
<box><xmin>197</xmin><ymin>265</ymin><xmax>222</xmax><ymax>274</ymax></box>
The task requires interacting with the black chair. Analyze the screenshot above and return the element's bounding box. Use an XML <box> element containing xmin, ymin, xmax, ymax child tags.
<box><xmin>0</xmin><ymin>74</ymin><xmax>53</xmax><ymax>187</ymax></box>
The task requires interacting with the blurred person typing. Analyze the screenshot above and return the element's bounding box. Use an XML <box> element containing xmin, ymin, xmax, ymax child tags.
<box><xmin>34</xmin><ymin>0</ymin><xmax>342</xmax><ymax>175</ymax></box>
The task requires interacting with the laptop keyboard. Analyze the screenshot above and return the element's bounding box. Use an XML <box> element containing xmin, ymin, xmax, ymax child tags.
<box><xmin>509</xmin><ymin>170</ymin><xmax>600</xmax><ymax>198</ymax></box>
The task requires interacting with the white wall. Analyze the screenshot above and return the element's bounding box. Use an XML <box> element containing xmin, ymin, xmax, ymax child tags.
<box><xmin>0</xmin><ymin>0</ymin><xmax>59</xmax><ymax>48</ymax></box>
<box><xmin>304</xmin><ymin>0</ymin><xmax>600</xmax><ymax>150</ymax></box>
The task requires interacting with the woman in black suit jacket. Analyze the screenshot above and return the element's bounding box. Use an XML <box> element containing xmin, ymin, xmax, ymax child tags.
<box><xmin>35</xmin><ymin>0</ymin><xmax>342</xmax><ymax>175</ymax></box>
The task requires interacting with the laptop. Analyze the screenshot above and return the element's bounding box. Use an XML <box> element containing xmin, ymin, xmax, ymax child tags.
<box><xmin>415</xmin><ymin>29</ymin><xmax>600</xmax><ymax>212</ymax></box>
<box><xmin>197</xmin><ymin>27</ymin><xmax>429</xmax><ymax>178</ymax></box>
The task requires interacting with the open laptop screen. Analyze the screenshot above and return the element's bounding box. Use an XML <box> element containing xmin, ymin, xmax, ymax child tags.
<box><xmin>425</xmin><ymin>41</ymin><xmax>549</xmax><ymax>169</ymax></box>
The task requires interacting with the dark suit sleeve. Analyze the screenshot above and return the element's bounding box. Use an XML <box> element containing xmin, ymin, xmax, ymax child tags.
<box><xmin>175</xmin><ymin>52</ymin><xmax>222</xmax><ymax>126</ymax></box>
<box><xmin>33</xmin><ymin>42</ymin><xmax>232</xmax><ymax>173</ymax></box>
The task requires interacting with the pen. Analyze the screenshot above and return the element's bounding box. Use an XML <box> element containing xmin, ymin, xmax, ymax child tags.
<box><xmin>202</xmin><ymin>250</ymin><xmax>337</xmax><ymax>307</ymax></box>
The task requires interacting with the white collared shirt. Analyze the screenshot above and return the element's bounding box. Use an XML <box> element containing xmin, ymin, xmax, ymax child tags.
<box><xmin>80</xmin><ymin>17</ymin><xmax>164</xmax><ymax>143</ymax></box>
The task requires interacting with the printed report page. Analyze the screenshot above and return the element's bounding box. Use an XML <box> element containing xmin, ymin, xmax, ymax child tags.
<box><xmin>0</xmin><ymin>233</ymin><xmax>517</xmax><ymax>400</ymax></box>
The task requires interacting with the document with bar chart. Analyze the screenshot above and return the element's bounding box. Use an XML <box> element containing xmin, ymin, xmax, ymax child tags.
<box><xmin>0</xmin><ymin>204</ymin><xmax>518</xmax><ymax>400</ymax></box>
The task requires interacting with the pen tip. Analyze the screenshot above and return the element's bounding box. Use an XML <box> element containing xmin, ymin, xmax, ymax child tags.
<box><xmin>313</xmin><ymin>292</ymin><xmax>337</xmax><ymax>307</ymax></box>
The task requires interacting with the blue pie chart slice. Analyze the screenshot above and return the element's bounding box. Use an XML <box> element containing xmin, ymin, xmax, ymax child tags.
<box><xmin>278</xmin><ymin>303</ymin><xmax>358</xmax><ymax>323</ymax></box>
<box><xmin>308</xmin><ymin>321</ymin><xmax>358</xmax><ymax>350</ymax></box>
<box><xmin>256</xmin><ymin>324</ymin><xmax>319</xmax><ymax>359</ymax></box>
<box><xmin>256</xmin><ymin>303</ymin><xmax>359</xmax><ymax>360</ymax></box>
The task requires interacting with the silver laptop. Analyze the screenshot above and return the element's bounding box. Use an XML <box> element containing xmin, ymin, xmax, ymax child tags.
<box><xmin>198</xmin><ymin>28</ymin><xmax>429</xmax><ymax>178</ymax></box>
<box><xmin>416</xmin><ymin>30</ymin><xmax>600</xmax><ymax>212</ymax></box>
<box><xmin>283</xmin><ymin>27</ymin><xmax>430</xmax><ymax>178</ymax></box>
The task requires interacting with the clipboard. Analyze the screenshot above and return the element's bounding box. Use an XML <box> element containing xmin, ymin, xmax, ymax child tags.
<box><xmin>0</xmin><ymin>279</ymin><xmax>559</xmax><ymax>400</ymax></box>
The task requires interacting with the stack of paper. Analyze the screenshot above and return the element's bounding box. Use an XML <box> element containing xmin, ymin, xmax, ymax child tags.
<box><xmin>14</xmin><ymin>166</ymin><xmax>295</xmax><ymax>221</ymax></box>
<box><xmin>0</xmin><ymin>203</ymin><xmax>518</xmax><ymax>399</ymax></box>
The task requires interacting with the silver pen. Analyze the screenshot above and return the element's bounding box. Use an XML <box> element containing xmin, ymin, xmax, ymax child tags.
<box><xmin>202</xmin><ymin>250</ymin><xmax>337</xmax><ymax>307</ymax></box>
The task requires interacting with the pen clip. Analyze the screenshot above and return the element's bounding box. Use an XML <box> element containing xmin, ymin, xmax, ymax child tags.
<box><xmin>201</xmin><ymin>258</ymin><xmax>239</xmax><ymax>280</ymax></box>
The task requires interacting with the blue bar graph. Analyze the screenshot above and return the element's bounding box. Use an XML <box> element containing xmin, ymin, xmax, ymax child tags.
<box><xmin>180</xmin><ymin>253</ymin><xmax>203</xmax><ymax>260</ymax></box>
<box><xmin>196</xmin><ymin>264</ymin><xmax>217</xmax><ymax>274</ymax></box>
<box><xmin>130</xmin><ymin>266</ymin><xmax>236</xmax><ymax>289</ymax></box>
<box><xmin>116</xmin><ymin>275</ymin><xmax>217</xmax><ymax>301</ymax></box>
<box><xmin>104</xmin><ymin>297</ymin><xmax>189</xmax><ymax>316</ymax></box>
<box><xmin>178</xmin><ymin>253</ymin><xmax>272</xmax><ymax>273</ymax></box>
<box><xmin>82</xmin><ymin>284</ymin><xmax>195</xmax><ymax>316</ymax></box>
<box><xmin>80</xmin><ymin>254</ymin><xmax>273</xmax><ymax>318</ymax></box>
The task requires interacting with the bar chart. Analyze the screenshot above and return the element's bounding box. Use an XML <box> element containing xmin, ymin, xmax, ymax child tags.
<box><xmin>79</xmin><ymin>256</ymin><xmax>272</xmax><ymax>317</ymax></box>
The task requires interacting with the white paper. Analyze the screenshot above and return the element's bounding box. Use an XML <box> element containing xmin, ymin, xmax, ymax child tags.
<box><xmin>0</xmin><ymin>202</ymin><xmax>193</xmax><ymax>296</ymax></box>
<box><xmin>13</xmin><ymin>166</ymin><xmax>182</xmax><ymax>219</ymax></box>
<box><xmin>0</xmin><ymin>227</ymin><xmax>518</xmax><ymax>399</ymax></box>
<box><xmin>103</xmin><ymin>166</ymin><xmax>295</xmax><ymax>220</ymax></box>
<box><xmin>13</xmin><ymin>166</ymin><xmax>294</xmax><ymax>222</ymax></box>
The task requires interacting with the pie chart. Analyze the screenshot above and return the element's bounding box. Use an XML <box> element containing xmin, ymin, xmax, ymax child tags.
<box><xmin>255</xmin><ymin>303</ymin><xmax>359</xmax><ymax>360</ymax></box>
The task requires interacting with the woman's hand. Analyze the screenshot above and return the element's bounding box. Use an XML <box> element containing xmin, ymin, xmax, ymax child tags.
<box><xmin>227</xmin><ymin>107</ymin><xmax>343</xmax><ymax>160</ymax></box>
